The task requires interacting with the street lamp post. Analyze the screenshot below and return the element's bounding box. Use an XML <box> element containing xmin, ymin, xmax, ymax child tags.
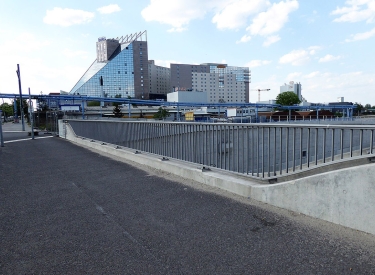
<box><xmin>16</xmin><ymin>64</ymin><xmax>25</xmax><ymax>131</ymax></box>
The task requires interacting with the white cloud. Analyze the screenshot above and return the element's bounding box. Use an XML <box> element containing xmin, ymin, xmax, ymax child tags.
<box><xmin>97</xmin><ymin>4</ymin><xmax>121</xmax><ymax>14</ymax></box>
<box><xmin>0</xmin><ymin>32</ymin><xmax>92</xmax><ymax>95</ymax></box>
<box><xmin>304</xmin><ymin>71</ymin><xmax>320</xmax><ymax>78</ymax></box>
<box><xmin>212</xmin><ymin>0</ymin><xmax>267</xmax><ymax>30</ymax></box>
<box><xmin>299</xmin><ymin>70</ymin><xmax>375</xmax><ymax>104</ymax></box>
<box><xmin>245</xmin><ymin>60</ymin><xmax>272</xmax><ymax>68</ymax></box>
<box><xmin>153</xmin><ymin>60</ymin><xmax>180</xmax><ymax>67</ymax></box>
<box><xmin>236</xmin><ymin>34</ymin><xmax>251</xmax><ymax>44</ymax></box>
<box><xmin>319</xmin><ymin>54</ymin><xmax>342</xmax><ymax>62</ymax></box>
<box><xmin>167</xmin><ymin>27</ymin><xmax>188</xmax><ymax>33</ymax></box>
<box><xmin>287</xmin><ymin>72</ymin><xmax>302</xmax><ymax>80</ymax></box>
<box><xmin>63</xmin><ymin>49</ymin><xmax>89</xmax><ymax>59</ymax></box>
<box><xmin>263</xmin><ymin>35</ymin><xmax>280</xmax><ymax>46</ymax></box>
<box><xmin>141</xmin><ymin>0</ymin><xmax>210</xmax><ymax>31</ymax></box>
<box><xmin>279</xmin><ymin>49</ymin><xmax>310</xmax><ymax>66</ymax></box>
<box><xmin>308</xmin><ymin>46</ymin><xmax>322</xmax><ymax>55</ymax></box>
<box><xmin>0</xmin><ymin>33</ymin><xmax>50</xmax><ymax>53</ymax></box>
<box><xmin>43</xmin><ymin>7</ymin><xmax>94</xmax><ymax>27</ymax></box>
<box><xmin>279</xmin><ymin>46</ymin><xmax>322</xmax><ymax>66</ymax></box>
<box><xmin>345</xmin><ymin>27</ymin><xmax>375</xmax><ymax>42</ymax></box>
<box><xmin>331</xmin><ymin>0</ymin><xmax>375</xmax><ymax>23</ymax></box>
<box><xmin>246</xmin><ymin>0</ymin><xmax>299</xmax><ymax>36</ymax></box>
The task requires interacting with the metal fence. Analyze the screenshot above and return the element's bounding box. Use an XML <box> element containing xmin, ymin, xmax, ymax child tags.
<box><xmin>67</xmin><ymin>120</ymin><xmax>375</xmax><ymax>181</ymax></box>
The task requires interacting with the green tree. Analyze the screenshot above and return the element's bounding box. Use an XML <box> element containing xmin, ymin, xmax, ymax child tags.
<box><xmin>276</xmin><ymin>92</ymin><xmax>301</xmax><ymax>106</ymax></box>
<box><xmin>0</xmin><ymin>103</ymin><xmax>14</xmax><ymax>117</ymax></box>
<box><xmin>113</xmin><ymin>94</ymin><xmax>122</xmax><ymax>107</ymax></box>
<box><xmin>354</xmin><ymin>102</ymin><xmax>363</xmax><ymax>116</ymax></box>
<box><xmin>87</xmin><ymin>101</ymin><xmax>100</xmax><ymax>106</ymax></box>
<box><xmin>153</xmin><ymin>107</ymin><xmax>170</xmax><ymax>120</ymax></box>
<box><xmin>113</xmin><ymin>105</ymin><xmax>123</xmax><ymax>118</ymax></box>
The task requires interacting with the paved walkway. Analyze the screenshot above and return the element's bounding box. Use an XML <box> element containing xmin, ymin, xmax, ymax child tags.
<box><xmin>1</xmin><ymin>135</ymin><xmax>375</xmax><ymax>274</ymax></box>
<box><xmin>1</xmin><ymin>121</ymin><xmax>32</xmax><ymax>132</ymax></box>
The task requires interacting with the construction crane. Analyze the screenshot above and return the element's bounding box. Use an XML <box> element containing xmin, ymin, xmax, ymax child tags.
<box><xmin>250</xmin><ymin>88</ymin><xmax>271</xmax><ymax>102</ymax></box>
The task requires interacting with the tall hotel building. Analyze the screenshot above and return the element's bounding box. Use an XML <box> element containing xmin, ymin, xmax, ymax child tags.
<box><xmin>69</xmin><ymin>31</ymin><xmax>150</xmax><ymax>99</ymax></box>
<box><xmin>170</xmin><ymin>63</ymin><xmax>251</xmax><ymax>103</ymax></box>
<box><xmin>148</xmin><ymin>60</ymin><xmax>171</xmax><ymax>98</ymax></box>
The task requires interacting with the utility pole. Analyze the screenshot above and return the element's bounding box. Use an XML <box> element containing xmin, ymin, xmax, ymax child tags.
<box><xmin>16</xmin><ymin>64</ymin><xmax>25</xmax><ymax>131</ymax></box>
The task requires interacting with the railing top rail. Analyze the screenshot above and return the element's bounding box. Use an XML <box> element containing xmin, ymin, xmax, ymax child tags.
<box><xmin>65</xmin><ymin>119</ymin><xmax>375</xmax><ymax>130</ymax></box>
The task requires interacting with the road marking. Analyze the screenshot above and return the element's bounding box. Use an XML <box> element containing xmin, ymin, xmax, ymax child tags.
<box><xmin>4</xmin><ymin>136</ymin><xmax>54</xmax><ymax>143</ymax></box>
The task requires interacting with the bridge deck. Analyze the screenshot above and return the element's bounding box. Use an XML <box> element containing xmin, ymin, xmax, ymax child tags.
<box><xmin>1</xmin><ymin>123</ymin><xmax>375</xmax><ymax>273</ymax></box>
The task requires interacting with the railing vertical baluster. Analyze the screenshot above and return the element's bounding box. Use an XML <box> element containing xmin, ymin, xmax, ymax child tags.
<box><xmin>187</xmin><ymin>124</ymin><xmax>189</xmax><ymax>161</ymax></box>
<box><xmin>184</xmin><ymin>124</ymin><xmax>187</xmax><ymax>161</ymax></box>
<box><xmin>257</xmin><ymin>127</ymin><xmax>260</xmax><ymax>177</ymax></box>
<box><xmin>331</xmin><ymin>128</ymin><xmax>335</xmax><ymax>162</ymax></box>
<box><xmin>262</xmin><ymin>127</ymin><xmax>265</xmax><ymax>178</ymax></box>
<box><xmin>160</xmin><ymin>123</ymin><xmax>162</xmax><ymax>155</ymax></box>
<box><xmin>251</xmin><ymin>126</ymin><xmax>254</xmax><ymax>176</ymax></box>
<box><xmin>299</xmin><ymin>127</ymin><xmax>303</xmax><ymax>170</ymax></box>
<box><xmin>216</xmin><ymin>125</ymin><xmax>220</xmax><ymax>168</ymax></box>
<box><xmin>273</xmin><ymin>127</ymin><xmax>276</xmax><ymax>176</ymax></box>
<box><xmin>315</xmin><ymin>128</ymin><xmax>318</xmax><ymax>166</ymax></box>
<box><xmin>200</xmin><ymin>124</ymin><xmax>203</xmax><ymax>164</ymax></box>
<box><xmin>233</xmin><ymin>125</ymin><xmax>236</xmax><ymax>172</ymax></box>
<box><xmin>323</xmin><ymin>128</ymin><xmax>326</xmax><ymax>163</ymax></box>
<box><xmin>292</xmin><ymin>127</ymin><xmax>296</xmax><ymax>172</ymax></box>
<box><xmin>204</xmin><ymin>124</ymin><xmax>208</xmax><ymax>166</ymax></box>
<box><xmin>229</xmin><ymin>126</ymin><xmax>232</xmax><ymax>171</ymax></box>
<box><xmin>217</xmin><ymin>125</ymin><xmax>225</xmax><ymax>169</ymax></box>
<box><xmin>286</xmin><ymin>127</ymin><xmax>289</xmax><ymax>173</ymax></box>
<box><xmin>223</xmin><ymin>125</ymin><xmax>227</xmax><ymax>170</ymax></box>
<box><xmin>268</xmin><ymin>127</ymin><xmax>271</xmax><ymax>177</ymax></box>
<box><xmin>307</xmin><ymin>128</ymin><xmax>310</xmax><ymax>168</ymax></box>
<box><xmin>279</xmin><ymin>127</ymin><xmax>283</xmax><ymax>175</ymax></box>
<box><xmin>237</xmin><ymin>126</ymin><xmax>240</xmax><ymax>173</ymax></box>
<box><xmin>371</xmin><ymin>129</ymin><xmax>374</xmax><ymax>154</ymax></box>
<box><xmin>246</xmin><ymin>126</ymin><xmax>249</xmax><ymax>174</ymax></box>
<box><xmin>350</xmin><ymin>129</ymin><xmax>353</xmax><ymax>158</ymax></box>
<box><xmin>360</xmin><ymin>129</ymin><xmax>363</xmax><ymax>155</ymax></box>
<box><xmin>340</xmin><ymin>129</ymin><xmax>344</xmax><ymax>159</ymax></box>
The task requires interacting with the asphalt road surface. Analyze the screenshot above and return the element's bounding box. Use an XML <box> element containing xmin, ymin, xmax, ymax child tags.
<box><xmin>1</xmin><ymin>132</ymin><xmax>375</xmax><ymax>274</ymax></box>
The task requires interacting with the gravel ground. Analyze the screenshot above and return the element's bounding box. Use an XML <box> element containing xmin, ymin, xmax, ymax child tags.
<box><xmin>1</xmin><ymin>134</ymin><xmax>375</xmax><ymax>274</ymax></box>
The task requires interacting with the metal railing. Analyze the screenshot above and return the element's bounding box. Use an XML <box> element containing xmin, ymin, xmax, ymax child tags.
<box><xmin>67</xmin><ymin>120</ymin><xmax>375</xmax><ymax>181</ymax></box>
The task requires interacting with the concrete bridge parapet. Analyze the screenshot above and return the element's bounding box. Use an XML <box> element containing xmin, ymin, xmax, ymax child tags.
<box><xmin>59</xmin><ymin>120</ymin><xmax>375</xmax><ymax>235</ymax></box>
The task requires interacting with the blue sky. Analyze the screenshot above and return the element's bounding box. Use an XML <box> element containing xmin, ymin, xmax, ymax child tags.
<box><xmin>0</xmin><ymin>0</ymin><xmax>374</xmax><ymax>104</ymax></box>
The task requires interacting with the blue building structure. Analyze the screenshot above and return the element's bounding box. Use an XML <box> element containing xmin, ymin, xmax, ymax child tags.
<box><xmin>69</xmin><ymin>31</ymin><xmax>149</xmax><ymax>100</ymax></box>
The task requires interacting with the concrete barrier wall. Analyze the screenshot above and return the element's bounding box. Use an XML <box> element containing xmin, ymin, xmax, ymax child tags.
<box><xmin>59</xmin><ymin>120</ymin><xmax>375</xmax><ymax>235</ymax></box>
<box><xmin>251</xmin><ymin>166</ymin><xmax>375</xmax><ymax>235</ymax></box>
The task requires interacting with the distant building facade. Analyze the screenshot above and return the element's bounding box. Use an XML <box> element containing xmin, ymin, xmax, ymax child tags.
<box><xmin>148</xmin><ymin>60</ymin><xmax>170</xmax><ymax>97</ymax></box>
<box><xmin>280</xmin><ymin>81</ymin><xmax>302</xmax><ymax>100</ymax></box>
<box><xmin>167</xmin><ymin>90</ymin><xmax>208</xmax><ymax>103</ymax></box>
<box><xmin>170</xmin><ymin>63</ymin><xmax>251</xmax><ymax>103</ymax></box>
<box><xmin>69</xmin><ymin>31</ymin><xmax>150</xmax><ymax>99</ymax></box>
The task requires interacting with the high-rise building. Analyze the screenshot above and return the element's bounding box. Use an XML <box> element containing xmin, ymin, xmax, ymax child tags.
<box><xmin>69</xmin><ymin>31</ymin><xmax>149</xmax><ymax>99</ymax></box>
<box><xmin>280</xmin><ymin>81</ymin><xmax>302</xmax><ymax>100</ymax></box>
<box><xmin>148</xmin><ymin>60</ymin><xmax>170</xmax><ymax>99</ymax></box>
<box><xmin>170</xmin><ymin>63</ymin><xmax>251</xmax><ymax>103</ymax></box>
